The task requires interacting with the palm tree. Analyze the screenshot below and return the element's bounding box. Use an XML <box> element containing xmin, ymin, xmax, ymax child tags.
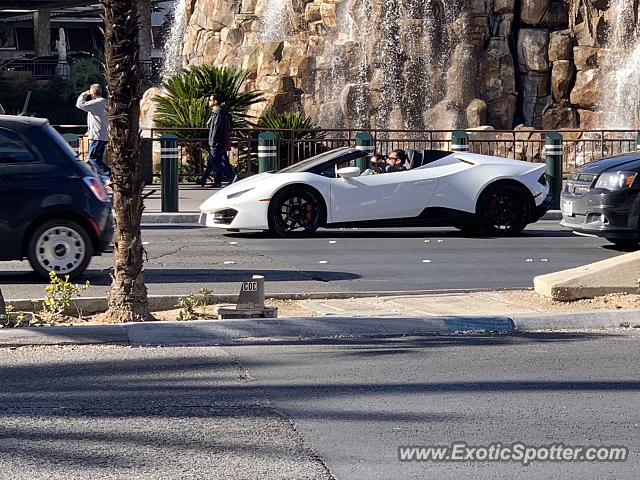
<box><xmin>101</xmin><ymin>0</ymin><xmax>154</xmax><ymax>322</ymax></box>
<box><xmin>154</xmin><ymin>65</ymin><xmax>264</xmax><ymax>173</ymax></box>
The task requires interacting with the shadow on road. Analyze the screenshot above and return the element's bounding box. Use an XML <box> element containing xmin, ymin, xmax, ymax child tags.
<box><xmin>0</xmin><ymin>268</ymin><xmax>360</xmax><ymax>287</ymax></box>
<box><xmin>0</xmin><ymin>331</ymin><xmax>633</xmax><ymax>471</ymax></box>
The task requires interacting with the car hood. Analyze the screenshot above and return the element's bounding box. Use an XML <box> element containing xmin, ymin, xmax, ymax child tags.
<box><xmin>573</xmin><ymin>153</ymin><xmax>640</xmax><ymax>174</ymax></box>
<box><xmin>454</xmin><ymin>152</ymin><xmax>545</xmax><ymax>172</ymax></box>
<box><xmin>199</xmin><ymin>172</ymin><xmax>274</xmax><ymax>211</ymax></box>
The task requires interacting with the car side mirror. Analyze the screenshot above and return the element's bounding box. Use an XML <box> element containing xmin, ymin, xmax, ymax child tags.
<box><xmin>337</xmin><ymin>166</ymin><xmax>361</xmax><ymax>179</ymax></box>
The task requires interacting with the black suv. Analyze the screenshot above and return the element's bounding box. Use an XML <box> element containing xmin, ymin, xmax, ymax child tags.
<box><xmin>561</xmin><ymin>153</ymin><xmax>640</xmax><ymax>248</ymax></box>
<box><xmin>0</xmin><ymin>115</ymin><xmax>113</xmax><ymax>278</ymax></box>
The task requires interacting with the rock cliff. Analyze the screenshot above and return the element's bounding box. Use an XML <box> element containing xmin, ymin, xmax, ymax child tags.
<box><xmin>178</xmin><ymin>0</ymin><xmax>639</xmax><ymax>130</ymax></box>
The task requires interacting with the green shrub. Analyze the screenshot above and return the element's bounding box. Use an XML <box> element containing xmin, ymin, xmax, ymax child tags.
<box><xmin>0</xmin><ymin>305</ymin><xmax>29</xmax><ymax>328</ymax></box>
<box><xmin>177</xmin><ymin>288</ymin><xmax>215</xmax><ymax>321</ymax></box>
<box><xmin>37</xmin><ymin>272</ymin><xmax>90</xmax><ymax>324</ymax></box>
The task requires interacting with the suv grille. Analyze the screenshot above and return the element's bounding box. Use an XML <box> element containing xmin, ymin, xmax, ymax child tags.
<box><xmin>563</xmin><ymin>214</ymin><xmax>587</xmax><ymax>224</ymax></box>
<box><xmin>576</xmin><ymin>173</ymin><xmax>596</xmax><ymax>183</ymax></box>
<box><xmin>566</xmin><ymin>172</ymin><xmax>597</xmax><ymax>197</ymax></box>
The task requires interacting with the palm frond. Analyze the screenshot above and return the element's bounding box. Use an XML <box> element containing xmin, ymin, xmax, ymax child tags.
<box><xmin>154</xmin><ymin>64</ymin><xmax>264</xmax><ymax>136</ymax></box>
<box><xmin>257</xmin><ymin>109</ymin><xmax>325</xmax><ymax>140</ymax></box>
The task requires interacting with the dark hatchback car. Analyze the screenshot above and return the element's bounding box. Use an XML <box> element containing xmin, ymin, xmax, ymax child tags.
<box><xmin>0</xmin><ymin>115</ymin><xmax>113</xmax><ymax>278</ymax></box>
<box><xmin>561</xmin><ymin>152</ymin><xmax>640</xmax><ymax>247</ymax></box>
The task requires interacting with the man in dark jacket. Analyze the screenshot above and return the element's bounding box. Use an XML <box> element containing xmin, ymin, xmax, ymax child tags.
<box><xmin>199</xmin><ymin>93</ymin><xmax>236</xmax><ymax>188</ymax></box>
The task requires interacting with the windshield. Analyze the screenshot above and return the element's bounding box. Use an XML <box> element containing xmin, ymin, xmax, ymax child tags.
<box><xmin>277</xmin><ymin>147</ymin><xmax>356</xmax><ymax>173</ymax></box>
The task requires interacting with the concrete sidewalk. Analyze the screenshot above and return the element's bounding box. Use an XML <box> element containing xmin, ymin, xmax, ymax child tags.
<box><xmin>140</xmin><ymin>184</ymin><xmax>563</xmax><ymax>223</ymax></box>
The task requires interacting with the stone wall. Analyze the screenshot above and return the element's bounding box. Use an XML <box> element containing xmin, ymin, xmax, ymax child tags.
<box><xmin>178</xmin><ymin>0</ymin><xmax>622</xmax><ymax>130</ymax></box>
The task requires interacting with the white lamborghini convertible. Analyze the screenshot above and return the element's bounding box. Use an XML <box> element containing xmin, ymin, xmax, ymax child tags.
<box><xmin>199</xmin><ymin>147</ymin><xmax>550</xmax><ymax>237</ymax></box>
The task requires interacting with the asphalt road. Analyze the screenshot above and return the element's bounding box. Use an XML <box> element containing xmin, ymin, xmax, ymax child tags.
<box><xmin>2</xmin><ymin>333</ymin><xmax>638</xmax><ymax>479</ymax></box>
<box><xmin>228</xmin><ymin>331</ymin><xmax>640</xmax><ymax>479</ymax></box>
<box><xmin>0</xmin><ymin>221</ymin><xmax>622</xmax><ymax>299</ymax></box>
<box><xmin>0</xmin><ymin>345</ymin><xmax>332</xmax><ymax>480</ymax></box>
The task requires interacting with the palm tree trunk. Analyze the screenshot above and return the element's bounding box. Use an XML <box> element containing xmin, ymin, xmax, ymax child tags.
<box><xmin>102</xmin><ymin>0</ymin><xmax>154</xmax><ymax>322</ymax></box>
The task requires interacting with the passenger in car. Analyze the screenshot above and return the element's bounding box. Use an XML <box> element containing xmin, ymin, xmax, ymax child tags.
<box><xmin>385</xmin><ymin>149</ymin><xmax>408</xmax><ymax>172</ymax></box>
<box><xmin>368</xmin><ymin>154</ymin><xmax>386</xmax><ymax>174</ymax></box>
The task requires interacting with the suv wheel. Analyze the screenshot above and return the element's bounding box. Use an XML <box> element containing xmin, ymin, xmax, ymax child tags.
<box><xmin>606</xmin><ymin>238</ymin><xmax>640</xmax><ymax>250</ymax></box>
<box><xmin>27</xmin><ymin>220</ymin><xmax>93</xmax><ymax>279</ymax></box>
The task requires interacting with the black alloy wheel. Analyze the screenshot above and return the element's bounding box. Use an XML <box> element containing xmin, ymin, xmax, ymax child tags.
<box><xmin>268</xmin><ymin>187</ymin><xmax>324</xmax><ymax>237</ymax></box>
<box><xmin>477</xmin><ymin>184</ymin><xmax>530</xmax><ymax>235</ymax></box>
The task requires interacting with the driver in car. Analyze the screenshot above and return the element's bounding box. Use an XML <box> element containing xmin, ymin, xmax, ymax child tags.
<box><xmin>385</xmin><ymin>149</ymin><xmax>408</xmax><ymax>172</ymax></box>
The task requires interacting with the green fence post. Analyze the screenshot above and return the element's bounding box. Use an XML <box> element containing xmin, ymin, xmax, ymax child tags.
<box><xmin>160</xmin><ymin>134</ymin><xmax>179</xmax><ymax>212</ymax></box>
<box><xmin>258</xmin><ymin>131</ymin><xmax>278</xmax><ymax>173</ymax></box>
<box><xmin>545</xmin><ymin>132</ymin><xmax>563</xmax><ymax>209</ymax></box>
<box><xmin>636</xmin><ymin>131</ymin><xmax>640</xmax><ymax>151</ymax></box>
<box><xmin>62</xmin><ymin>133</ymin><xmax>81</xmax><ymax>156</ymax></box>
<box><xmin>355</xmin><ymin>131</ymin><xmax>374</xmax><ymax>171</ymax></box>
<box><xmin>450</xmin><ymin>130</ymin><xmax>469</xmax><ymax>152</ymax></box>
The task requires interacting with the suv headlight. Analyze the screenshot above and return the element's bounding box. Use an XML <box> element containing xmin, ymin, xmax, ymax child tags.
<box><xmin>594</xmin><ymin>171</ymin><xmax>637</xmax><ymax>191</ymax></box>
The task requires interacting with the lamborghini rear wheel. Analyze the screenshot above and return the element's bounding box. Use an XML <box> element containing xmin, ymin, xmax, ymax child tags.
<box><xmin>476</xmin><ymin>184</ymin><xmax>531</xmax><ymax>235</ymax></box>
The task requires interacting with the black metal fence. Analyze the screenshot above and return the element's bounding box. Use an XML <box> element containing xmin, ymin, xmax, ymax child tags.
<box><xmin>51</xmin><ymin>125</ymin><xmax>640</xmax><ymax>182</ymax></box>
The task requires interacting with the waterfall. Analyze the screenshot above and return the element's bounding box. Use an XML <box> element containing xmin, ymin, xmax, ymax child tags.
<box><xmin>257</xmin><ymin>0</ymin><xmax>296</xmax><ymax>42</ymax></box>
<box><xmin>600</xmin><ymin>0</ymin><xmax>640</xmax><ymax>128</ymax></box>
<box><xmin>250</xmin><ymin>0</ymin><xmax>465</xmax><ymax>129</ymax></box>
<box><xmin>322</xmin><ymin>0</ymin><xmax>461</xmax><ymax>130</ymax></box>
<box><xmin>161</xmin><ymin>0</ymin><xmax>187</xmax><ymax>81</ymax></box>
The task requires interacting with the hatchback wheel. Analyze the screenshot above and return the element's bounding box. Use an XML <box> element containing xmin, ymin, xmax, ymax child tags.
<box><xmin>27</xmin><ymin>220</ymin><xmax>93</xmax><ymax>279</ymax></box>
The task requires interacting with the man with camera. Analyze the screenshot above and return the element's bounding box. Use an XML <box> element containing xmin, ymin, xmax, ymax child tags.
<box><xmin>76</xmin><ymin>84</ymin><xmax>110</xmax><ymax>182</ymax></box>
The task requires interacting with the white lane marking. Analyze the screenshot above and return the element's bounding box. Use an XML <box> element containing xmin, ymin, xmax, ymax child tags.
<box><xmin>329</xmin><ymin>241</ymin><xmax>337</xmax><ymax>244</ymax></box>
<box><xmin>540</xmin><ymin>258</ymin><xmax>549</xmax><ymax>262</ymax></box>
<box><xmin>229</xmin><ymin>241</ymin><xmax>238</xmax><ymax>245</ymax></box>
<box><xmin>422</xmin><ymin>259</ymin><xmax>432</xmax><ymax>263</ymax></box>
<box><xmin>424</xmin><ymin>240</ymin><xmax>431</xmax><ymax>243</ymax></box>
<box><xmin>223</xmin><ymin>261</ymin><xmax>236</xmax><ymax>265</ymax></box>
<box><xmin>526</xmin><ymin>259</ymin><xmax>534</xmax><ymax>262</ymax></box>
<box><xmin>318</xmin><ymin>260</ymin><xmax>329</xmax><ymax>264</ymax></box>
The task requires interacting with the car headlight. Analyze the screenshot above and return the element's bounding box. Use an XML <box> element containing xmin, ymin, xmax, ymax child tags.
<box><xmin>594</xmin><ymin>171</ymin><xmax>637</xmax><ymax>190</ymax></box>
<box><xmin>226</xmin><ymin>187</ymin><xmax>254</xmax><ymax>199</ymax></box>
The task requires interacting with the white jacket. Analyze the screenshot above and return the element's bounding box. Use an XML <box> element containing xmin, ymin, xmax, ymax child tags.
<box><xmin>76</xmin><ymin>94</ymin><xmax>108</xmax><ymax>141</ymax></box>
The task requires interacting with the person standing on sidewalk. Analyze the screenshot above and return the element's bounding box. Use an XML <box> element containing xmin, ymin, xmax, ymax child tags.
<box><xmin>199</xmin><ymin>93</ymin><xmax>236</xmax><ymax>188</ymax></box>
<box><xmin>76</xmin><ymin>84</ymin><xmax>110</xmax><ymax>182</ymax></box>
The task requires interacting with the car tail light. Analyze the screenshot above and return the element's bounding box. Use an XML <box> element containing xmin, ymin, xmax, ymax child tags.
<box><xmin>83</xmin><ymin>176</ymin><xmax>109</xmax><ymax>202</ymax></box>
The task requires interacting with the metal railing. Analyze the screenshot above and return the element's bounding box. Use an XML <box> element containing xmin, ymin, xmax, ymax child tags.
<box><xmin>1</xmin><ymin>59</ymin><xmax>158</xmax><ymax>82</ymax></box>
<box><xmin>51</xmin><ymin>125</ymin><xmax>640</xmax><ymax>181</ymax></box>
<box><xmin>1</xmin><ymin>60</ymin><xmax>64</xmax><ymax>79</ymax></box>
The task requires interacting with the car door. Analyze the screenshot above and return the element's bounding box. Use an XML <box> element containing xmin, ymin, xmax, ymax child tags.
<box><xmin>0</xmin><ymin>127</ymin><xmax>51</xmax><ymax>259</ymax></box>
<box><xmin>329</xmin><ymin>167</ymin><xmax>438</xmax><ymax>223</ymax></box>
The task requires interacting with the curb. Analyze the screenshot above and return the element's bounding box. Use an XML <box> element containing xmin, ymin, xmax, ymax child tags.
<box><xmin>140</xmin><ymin>211</ymin><xmax>563</xmax><ymax>224</ymax></box>
<box><xmin>2</xmin><ymin>308</ymin><xmax>638</xmax><ymax>347</ymax></box>
<box><xmin>0</xmin><ymin>315</ymin><xmax>515</xmax><ymax>347</ymax></box>
<box><xmin>4</xmin><ymin>288</ymin><xmax>531</xmax><ymax>315</ymax></box>
<box><xmin>0</xmin><ymin>325</ymin><xmax>128</xmax><ymax>347</ymax></box>
<box><xmin>142</xmin><ymin>213</ymin><xmax>201</xmax><ymax>224</ymax></box>
<box><xmin>512</xmin><ymin>310</ymin><xmax>640</xmax><ymax>331</ymax></box>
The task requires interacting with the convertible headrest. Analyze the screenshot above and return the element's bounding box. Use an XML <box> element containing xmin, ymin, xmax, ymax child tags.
<box><xmin>406</xmin><ymin>149</ymin><xmax>423</xmax><ymax>169</ymax></box>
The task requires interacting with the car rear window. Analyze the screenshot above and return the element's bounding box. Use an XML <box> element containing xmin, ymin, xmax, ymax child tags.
<box><xmin>0</xmin><ymin>128</ymin><xmax>40</xmax><ymax>163</ymax></box>
<box><xmin>46</xmin><ymin>125</ymin><xmax>83</xmax><ymax>162</ymax></box>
